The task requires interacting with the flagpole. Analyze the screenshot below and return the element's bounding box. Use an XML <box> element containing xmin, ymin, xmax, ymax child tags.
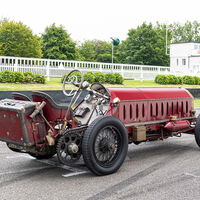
<box><xmin>166</xmin><ymin>25</ymin><xmax>168</xmax><ymax>55</ymax></box>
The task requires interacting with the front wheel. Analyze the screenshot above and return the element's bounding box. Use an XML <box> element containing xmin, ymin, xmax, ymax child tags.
<box><xmin>82</xmin><ymin>116</ymin><xmax>128</xmax><ymax>176</ymax></box>
<box><xmin>195</xmin><ymin>115</ymin><xmax>200</xmax><ymax>147</ymax></box>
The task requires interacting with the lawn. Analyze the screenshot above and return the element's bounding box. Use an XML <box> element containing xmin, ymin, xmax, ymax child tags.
<box><xmin>1</xmin><ymin>77</ymin><xmax>200</xmax><ymax>91</ymax></box>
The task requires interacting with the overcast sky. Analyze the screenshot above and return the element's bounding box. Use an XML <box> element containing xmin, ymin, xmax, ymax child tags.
<box><xmin>1</xmin><ymin>0</ymin><xmax>200</xmax><ymax>43</ymax></box>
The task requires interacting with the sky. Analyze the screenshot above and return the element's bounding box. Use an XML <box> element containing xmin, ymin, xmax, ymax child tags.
<box><xmin>1</xmin><ymin>0</ymin><xmax>200</xmax><ymax>43</ymax></box>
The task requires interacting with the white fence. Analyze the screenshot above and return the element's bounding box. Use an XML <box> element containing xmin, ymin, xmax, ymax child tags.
<box><xmin>0</xmin><ymin>56</ymin><xmax>171</xmax><ymax>81</ymax></box>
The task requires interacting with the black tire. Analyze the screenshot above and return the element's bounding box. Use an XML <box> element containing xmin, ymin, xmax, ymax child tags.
<box><xmin>195</xmin><ymin>114</ymin><xmax>200</xmax><ymax>147</ymax></box>
<box><xmin>82</xmin><ymin>116</ymin><xmax>128</xmax><ymax>176</ymax></box>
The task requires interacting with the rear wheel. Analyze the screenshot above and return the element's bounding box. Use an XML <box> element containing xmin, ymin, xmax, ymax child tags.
<box><xmin>195</xmin><ymin>115</ymin><xmax>200</xmax><ymax>147</ymax></box>
<box><xmin>82</xmin><ymin>116</ymin><xmax>128</xmax><ymax>175</ymax></box>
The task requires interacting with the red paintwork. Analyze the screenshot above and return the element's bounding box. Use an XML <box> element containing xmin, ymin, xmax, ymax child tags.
<box><xmin>106</xmin><ymin>87</ymin><xmax>194</xmax><ymax>135</ymax></box>
<box><xmin>164</xmin><ymin>120</ymin><xmax>190</xmax><ymax>132</ymax></box>
<box><xmin>108</xmin><ymin>88</ymin><xmax>191</xmax><ymax>101</ymax></box>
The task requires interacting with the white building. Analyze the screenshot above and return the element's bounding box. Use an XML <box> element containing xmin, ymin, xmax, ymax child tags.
<box><xmin>170</xmin><ymin>42</ymin><xmax>200</xmax><ymax>75</ymax></box>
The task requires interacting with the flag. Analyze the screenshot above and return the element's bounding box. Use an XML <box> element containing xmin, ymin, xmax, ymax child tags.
<box><xmin>167</xmin><ymin>25</ymin><xmax>174</xmax><ymax>32</ymax></box>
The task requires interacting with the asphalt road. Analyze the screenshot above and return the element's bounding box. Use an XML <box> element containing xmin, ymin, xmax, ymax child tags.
<box><xmin>1</xmin><ymin>111</ymin><xmax>200</xmax><ymax>200</ymax></box>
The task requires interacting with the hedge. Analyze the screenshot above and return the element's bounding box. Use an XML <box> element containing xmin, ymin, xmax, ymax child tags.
<box><xmin>155</xmin><ymin>74</ymin><xmax>200</xmax><ymax>85</ymax></box>
<box><xmin>0</xmin><ymin>70</ymin><xmax>46</xmax><ymax>84</ymax></box>
<box><xmin>61</xmin><ymin>72</ymin><xmax>124</xmax><ymax>85</ymax></box>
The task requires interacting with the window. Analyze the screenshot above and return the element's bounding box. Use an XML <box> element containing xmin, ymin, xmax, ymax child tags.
<box><xmin>182</xmin><ymin>59</ymin><xmax>186</xmax><ymax>65</ymax></box>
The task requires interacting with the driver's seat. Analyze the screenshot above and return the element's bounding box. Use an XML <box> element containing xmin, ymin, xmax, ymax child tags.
<box><xmin>32</xmin><ymin>91</ymin><xmax>73</xmax><ymax>122</ymax></box>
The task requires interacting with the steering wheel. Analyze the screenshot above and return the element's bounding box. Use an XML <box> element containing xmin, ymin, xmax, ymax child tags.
<box><xmin>62</xmin><ymin>70</ymin><xmax>84</xmax><ymax>97</ymax></box>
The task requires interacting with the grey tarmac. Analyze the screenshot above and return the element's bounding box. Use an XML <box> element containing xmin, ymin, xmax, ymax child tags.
<box><xmin>0</xmin><ymin>109</ymin><xmax>200</xmax><ymax>200</ymax></box>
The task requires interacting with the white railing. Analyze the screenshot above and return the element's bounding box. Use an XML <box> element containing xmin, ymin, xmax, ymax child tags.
<box><xmin>0</xmin><ymin>56</ymin><xmax>171</xmax><ymax>81</ymax></box>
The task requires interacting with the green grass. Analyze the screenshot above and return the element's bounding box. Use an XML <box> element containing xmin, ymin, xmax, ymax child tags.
<box><xmin>194</xmin><ymin>99</ymin><xmax>200</xmax><ymax>108</ymax></box>
<box><xmin>1</xmin><ymin>77</ymin><xmax>200</xmax><ymax>91</ymax></box>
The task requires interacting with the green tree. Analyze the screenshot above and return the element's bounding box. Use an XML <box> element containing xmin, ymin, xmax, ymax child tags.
<box><xmin>172</xmin><ymin>21</ymin><xmax>200</xmax><ymax>43</ymax></box>
<box><xmin>118</xmin><ymin>22</ymin><xmax>170</xmax><ymax>66</ymax></box>
<box><xmin>79</xmin><ymin>40</ymin><xmax>118</xmax><ymax>63</ymax></box>
<box><xmin>0</xmin><ymin>19</ymin><xmax>42</xmax><ymax>58</ymax></box>
<box><xmin>41</xmin><ymin>24</ymin><xmax>77</xmax><ymax>60</ymax></box>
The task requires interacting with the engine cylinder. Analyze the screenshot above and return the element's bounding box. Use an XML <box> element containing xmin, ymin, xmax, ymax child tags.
<box><xmin>164</xmin><ymin>120</ymin><xmax>190</xmax><ymax>132</ymax></box>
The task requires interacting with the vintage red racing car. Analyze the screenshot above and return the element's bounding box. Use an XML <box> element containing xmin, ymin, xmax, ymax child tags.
<box><xmin>0</xmin><ymin>70</ymin><xmax>198</xmax><ymax>175</ymax></box>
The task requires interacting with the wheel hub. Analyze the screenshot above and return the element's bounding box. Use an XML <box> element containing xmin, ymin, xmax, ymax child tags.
<box><xmin>99</xmin><ymin>138</ymin><xmax>115</xmax><ymax>153</ymax></box>
<box><xmin>68</xmin><ymin>143</ymin><xmax>79</xmax><ymax>154</ymax></box>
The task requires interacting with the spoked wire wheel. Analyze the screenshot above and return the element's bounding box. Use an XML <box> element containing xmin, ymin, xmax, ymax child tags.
<box><xmin>57</xmin><ymin>132</ymin><xmax>82</xmax><ymax>165</ymax></box>
<box><xmin>82</xmin><ymin>116</ymin><xmax>128</xmax><ymax>176</ymax></box>
<box><xmin>94</xmin><ymin>126</ymin><xmax>121</xmax><ymax>167</ymax></box>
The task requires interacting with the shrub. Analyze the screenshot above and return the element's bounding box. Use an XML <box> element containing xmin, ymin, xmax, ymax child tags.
<box><xmin>114</xmin><ymin>73</ymin><xmax>123</xmax><ymax>84</ymax></box>
<box><xmin>194</xmin><ymin>76</ymin><xmax>200</xmax><ymax>85</ymax></box>
<box><xmin>94</xmin><ymin>72</ymin><xmax>105</xmax><ymax>83</ymax></box>
<box><xmin>154</xmin><ymin>75</ymin><xmax>169</xmax><ymax>84</ymax></box>
<box><xmin>34</xmin><ymin>74</ymin><xmax>46</xmax><ymax>84</ymax></box>
<box><xmin>167</xmin><ymin>75</ymin><xmax>178</xmax><ymax>84</ymax></box>
<box><xmin>13</xmin><ymin>71</ymin><xmax>24</xmax><ymax>83</ymax></box>
<box><xmin>183</xmin><ymin>75</ymin><xmax>195</xmax><ymax>85</ymax></box>
<box><xmin>0</xmin><ymin>70</ymin><xmax>15</xmax><ymax>83</ymax></box>
<box><xmin>154</xmin><ymin>75</ymin><xmax>162</xmax><ymax>83</ymax></box>
<box><xmin>105</xmin><ymin>73</ymin><xmax>116</xmax><ymax>84</ymax></box>
<box><xmin>24</xmin><ymin>72</ymin><xmax>34</xmax><ymax>83</ymax></box>
<box><xmin>61</xmin><ymin>71</ymin><xmax>82</xmax><ymax>83</ymax></box>
<box><xmin>83</xmin><ymin>72</ymin><xmax>95</xmax><ymax>83</ymax></box>
<box><xmin>177</xmin><ymin>76</ymin><xmax>184</xmax><ymax>84</ymax></box>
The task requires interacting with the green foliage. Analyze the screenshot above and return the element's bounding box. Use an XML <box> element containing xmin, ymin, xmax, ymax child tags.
<box><xmin>183</xmin><ymin>75</ymin><xmax>195</xmax><ymax>85</ymax></box>
<box><xmin>24</xmin><ymin>72</ymin><xmax>34</xmax><ymax>83</ymax></box>
<box><xmin>167</xmin><ymin>75</ymin><xmax>178</xmax><ymax>84</ymax></box>
<box><xmin>13</xmin><ymin>71</ymin><xmax>24</xmax><ymax>83</ymax></box>
<box><xmin>105</xmin><ymin>73</ymin><xmax>116</xmax><ymax>84</ymax></box>
<box><xmin>33</xmin><ymin>74</ymin><xmax>46</xmax><ymax>84</ymax></box>
<box><xmin>0</xmin><ymin>19</ymin><xmax>42</xmax><ymax>58</ymax></box>
<box><xmin>94</xmin><ymin>72</ymin><xmax>105</xmax><ymax>83</ymax></box>
<box><xmin>78</xmin><ymin>40</ymin><xmax>118</xmax><ymax>63</ymax></box>
<box><xmin>119</xmin><ymin>22</ymin><xmax>170</xmax><ymax>66</ymax></box>
<box><xmin>172</xmin><ymin>21</ymin><xmax>200</xmax><ymax>43</ymax></box>
<box><xmin>114</xmin><ymin>73</ymin><xmax>123</xmax><ymax>84</ymax></box>
<box><xmin>0</xmin><ymin>70</ymin><xmax>45</xmax><ymax>84</ymax></box>
<box><xmin>177</xmin><ymin>76</ymin><xmax>184</xmax><ymax>84</ymax></box>
<box><xmin>41</xmin><ymin>23</ymin><xmax>77</xmax><ymax>60</ymax></box>
<box><xmin>155</xmin><ymin>74</ymin><xmax>200</xmax><ymax>85</ymax></box>
<box><xmin>154</xmin><ymin>75</ymin><xmax>169</xmax><ymax>84</ymax></box>
<box><xmin>0</xmin><ymin>70</ymin><xmax>15</xmax><ymax>83</ymax></box>
<box><xmin>83</xmin><ymin>72</ymin><xmax>95</xmax><ymax>83</ymax></box>
<box><xmin>193</xmin><ymin>76</ymin><xmax>200</xmax><ymax>85</ymax></box>
<box><xmin>61</xmin><ymin>71</ymin><xmax>82</xmax><ymax>83</ymax></box>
